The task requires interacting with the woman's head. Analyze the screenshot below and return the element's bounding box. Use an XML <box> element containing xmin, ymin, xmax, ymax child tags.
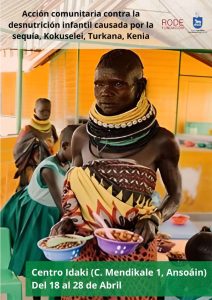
<box><xmin>96</xmin><ymin>49</ymin><xmax>143</xmax><ymax>73</ymax></box>
<box><xmin>94</xmin><ymin>49</ymin><xmax>146</xmax><ymax>116</ymax></box>
<box><xmin>185</xmin><ymin>232</ymin><xmax>212</xmax><ymax>261</ymax></box>
<box><xmin>34</xmin><ymin>98</ymin><xmax>51</xmax><ymax>120</ymax></box>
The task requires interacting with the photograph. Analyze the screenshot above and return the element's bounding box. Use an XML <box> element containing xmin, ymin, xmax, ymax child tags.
<box><xmin>0</xmin><ymin>1</ymin><xmax>212</xmax><ymax>300</ymax></box>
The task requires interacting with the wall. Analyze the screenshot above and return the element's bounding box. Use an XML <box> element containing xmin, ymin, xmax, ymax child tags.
<box><xmin>156</xmin><ymin>52</ymin><xmax>212</xmax><ymax>211</ymax></box>
<box><xmin>48</xmin><ymin>50</ymin><xmax>78</xmax><ymax>130</ymax></box>
<box><xmin>177</xmin><ymin>53</ymin><xmax>212</xmax><ymax>133</ymax></box>
<box><xmin>1</xmin><ymin>64</ymin><xmax>49</xmax><ymax>118</ymax></box>
<box><xmin>0</xmin><ymin>137</ymin><xmax>18</xmax><ymax>206</ymax></box>
<box><xmin>0</xmin><ymin>63</ymin><xmax>49</xmax><ymax>205</ymax></box>
<box><xmin>1</xmin><ymin>73</ymin><xmax>16</xmax><ymax>115</ymax></box>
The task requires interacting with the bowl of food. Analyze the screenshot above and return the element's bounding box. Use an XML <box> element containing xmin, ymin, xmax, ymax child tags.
<box><xmin>37</xmin><ymin>234</ymin><xmax>89</xmax><ymax>261</ymax></box>
<box><xmin>170</xmin><ymin>213</ymin><xmax>190</xmax><ymax>225</ymax></box>
<box><xmin>94</xmin><ymin>228</ymin><xmax>143</xmax><ymax>255</ymax></box>
<box><xmin>166</xmin><ymin>250</ymin><xmax>186</xmax><ymax>261</ymax></box>
<box><xmin>157</xmin><ymin>239</ymin><xmax>176</xmax><ymax>253</ymax></box>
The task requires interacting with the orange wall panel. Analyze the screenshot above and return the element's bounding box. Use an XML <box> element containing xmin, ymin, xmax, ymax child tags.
<box><xmin>1</xmin><ymin>73</ymin><xmax>16</xmax><ymax>115</ymax></box>
<box><xmin>78</xmin><ymin>49</ymin><xmax>109</xmax><ymax>117</ymax></box>
<box><xmin>177</xmin><ymin>76</ymin><xmax>212</xmax><ymax>133</ymax></box>
<box><xmin>135</xmin><ymin>49</ymin><xmax>180</xmax><ymax>131</ymax></box>
<box><xmin>0</xmin><ymin>137</ymin><xmax>18</xmax><ymax>207</ymax></box>
<box><xmin>22</xmin><ymin>64</ymin><xmax>49</xmax><ymax>118</ymax></box>
<box><xmin>1</xmin><ymin>64</ymin><xmax>49</xmax><ymax>119</ymax></box>
<box><xmin>48</xmin><ymin>50</ymin><xmax>78</xmax><ymax>130</ymax></box>
<box><xmin>181</xmin><ymin>53</ymin><xmax>212</xmax><ymax>77</ymax></box>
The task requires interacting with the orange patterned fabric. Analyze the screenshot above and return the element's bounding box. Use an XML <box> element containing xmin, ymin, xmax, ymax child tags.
<box><xmin>61</xmin><ymin>160</ymin><xmax>157</xmax><ymax>300</ymax></box>
<box><xmin>62</xmin><ymin>239</ymin><xmax>157</xmax><ymax>300</ymax></box>
<box><xmin>62</xmin><ymin>160</ymin><xmax>157</xmax><ymax>235</ymax></box>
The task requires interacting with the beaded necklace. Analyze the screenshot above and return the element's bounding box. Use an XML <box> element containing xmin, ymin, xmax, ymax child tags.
<box><xmin>87</xmin><ymin>93</ymin><xmax>159</xmax><ymax>153</ymax></box>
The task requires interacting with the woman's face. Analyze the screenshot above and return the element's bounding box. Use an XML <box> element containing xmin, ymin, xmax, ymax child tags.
<box><xmin>94</xmin><ymin>67</ymin><xmax>139</xmax><ymax>116</ymax></box>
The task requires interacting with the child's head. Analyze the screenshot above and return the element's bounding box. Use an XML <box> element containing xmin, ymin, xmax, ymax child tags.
<box><xmin>185</xmin><ymin>232</ymin><xmax>212</xmax><ymax>261</ymax></box>
<box><xmin>34</xmin><ymin>98</ymin><xmax>51</xmax><ymax>120</ymax></box>
<box><xmin>59</xmin><ymin>125</ymin><xmax>79</xmax><ymax>162</ymax></box>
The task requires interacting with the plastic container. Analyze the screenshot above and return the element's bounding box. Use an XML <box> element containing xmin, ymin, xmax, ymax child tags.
<box><xmin>170</xmin><ymin>213</ymin><xmax>190</xmax><ymax>225</ymax></box>
<box><xmin>37</xmin><ymin>235</ymin><xmax>86</xmax><ymax>261</ymax></box>
<box><xmin>94</xmin><ymin>228</ymin><xmax>143</xmax><ymax>255</ymax></box>
<box><xmin>166</xmin><ymin>250</ymin><xmax>186</xmax><ymax>261</ymax></box>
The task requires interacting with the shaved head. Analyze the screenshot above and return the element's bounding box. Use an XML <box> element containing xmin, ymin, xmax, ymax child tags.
<box><xmin>96</xmin><ymin>49</ymin><xmax>143</xmax><ymax>80</ymax></box>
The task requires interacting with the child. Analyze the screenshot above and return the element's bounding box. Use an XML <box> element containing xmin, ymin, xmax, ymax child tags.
<box><xmin>13</xmin><ymin>98</ymin><xmax>58</xmax><ymax>190</ymax></box>
<box><xmin>185</xmin><ymin>230</ymin><xmax>212</xmax><ymax>261</ymax></box>
<box><xmin>0</xmin><ymin>125</ymin><xmax>78</xmax><ymax>276</ymax></box>
<box><xmin>174</xmin><ymin>230</ymin><xmax>212</xmax><ymax>300</ymax></box>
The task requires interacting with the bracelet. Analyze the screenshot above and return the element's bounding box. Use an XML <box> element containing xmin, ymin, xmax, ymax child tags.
<box><xmin>138</xmin><ymin>210</ymin><xmax>163</xmax><ymax>226</ymax></box>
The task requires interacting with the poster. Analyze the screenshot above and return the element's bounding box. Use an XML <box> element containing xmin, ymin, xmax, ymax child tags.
<box><xmin>0</xmin><ymin>0</ymin><xmax>212</xmax><ymax>299</ymax></box>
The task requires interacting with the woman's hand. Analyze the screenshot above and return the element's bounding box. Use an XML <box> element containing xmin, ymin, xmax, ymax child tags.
<box><xmin>50</xmin><ymin>218</ymin><xmax>75</xmax><ymax>236</ymax></box>
<box><xmin>134</xmin><ymin>219</ymin><xmax>158</xmax><ymax>244</ymax></box>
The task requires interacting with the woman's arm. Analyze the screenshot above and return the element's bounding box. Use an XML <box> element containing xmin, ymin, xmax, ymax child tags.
<box><xmin>135</xmin><ymin>131</ymin><xmax>182</xmax><ymax>244</ymax></box>
<box><xmin>156</xmin><ymin>133</ymin><xmax>182</xmax><ymax>220</ymax></box>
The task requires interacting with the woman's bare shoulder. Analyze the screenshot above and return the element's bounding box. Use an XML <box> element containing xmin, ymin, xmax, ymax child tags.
<box><xmin>73</xmin><ymin>124</ymin><xmax>87</xmax><ymax>138</ymax></box>
<box><xmin>71</xmin><ymin>124</ymin><xmax>88</xmax><ymax>149</ymax></box>
<box><xmin>155</xmin><ymin>127</ymin><xmax>180</xmax><ymax>159</ymax></box>
<box><xmin>154</xmin><ymin>127</ymin><xmax>177</xmax><ymax>145</ymax></box>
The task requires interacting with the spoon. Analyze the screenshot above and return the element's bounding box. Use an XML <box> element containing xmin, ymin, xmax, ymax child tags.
<box><xmin>92</xmin><ymin>212</ymin><xmax>115</xmax><ymax>240</ymax></box>
<box><xmin>46</xmin><ymin>234</ymin><xmax>93</xmax><ymax>248</ymax></box>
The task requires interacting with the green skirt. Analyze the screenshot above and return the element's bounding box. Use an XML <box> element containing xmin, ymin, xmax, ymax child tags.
<box><xmin>0</xmin><ymin>188</ymin><xmax>60</xmax><ymax>276</ymax></box>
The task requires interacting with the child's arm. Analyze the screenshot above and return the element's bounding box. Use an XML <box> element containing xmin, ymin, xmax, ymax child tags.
<box><xmin>41</xmin><ymin>167</ymin><xmax>63</xmax><ymax>216</ymax></box>
<box><xmin>51</xmin><ymin>125</ymin><xmax>59</xmax><ymax>143</ymax></box>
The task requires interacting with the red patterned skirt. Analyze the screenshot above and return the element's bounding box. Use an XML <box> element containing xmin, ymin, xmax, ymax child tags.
<box><xmin>62</xmin><ymin>239</ymin><xmax>157</xmax><ymax>300</ymax></box>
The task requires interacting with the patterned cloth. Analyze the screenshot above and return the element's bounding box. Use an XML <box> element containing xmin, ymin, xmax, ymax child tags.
<box><xmin>62</xmin><ymin>160</ymin><xmax>157</xmax><ymax>234</ymax></box>
<box><xmin>61</xmin><ymin>160</ymin><xmax>158</xmax><ymax>300</ymax></box>
<box><xmin>13</xmin><ymin>119</ymin><xmax>58</xmax><ymax>189</ymax></box>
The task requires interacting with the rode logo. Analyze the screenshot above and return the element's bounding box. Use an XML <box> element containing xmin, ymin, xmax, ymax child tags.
<box><xmin>162</xmin><ymin>18</ymin><xmax>184</xmax><ymax>29</ymax></box>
